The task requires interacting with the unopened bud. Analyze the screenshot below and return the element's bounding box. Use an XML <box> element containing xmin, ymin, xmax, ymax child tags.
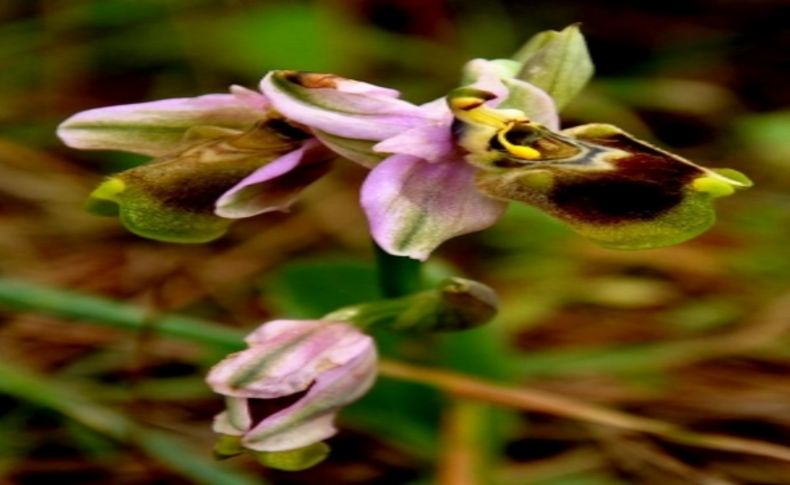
<box><xmin>206</xmin><ymin>319</ymin><xmax>376</xmax><ymax>470</ymax></box>
<box><xmin>327</xmin><ymin>278</ymin><xmax>500</xmax><ymax>333</ymax></box>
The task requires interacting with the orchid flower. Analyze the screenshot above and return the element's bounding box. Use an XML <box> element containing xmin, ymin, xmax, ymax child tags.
<box><xmin>258</xmin><ymin>60</ymin><xmax>559</xmax><ymax>260</ymax></box>
<box><xmin>56</xmin><ymin>73</ymin><xmax>434</xmax><ymax>243</ymax></box>
<box><xmin>206</xmin><ymin>319</ymin><xmax>376</xmax><ymax>469</ymax></box>
<box><xmin>58</xmin><ymin>25</ymin><xmax>750</xmax><ymax>258</ymax></box>
<box><xmin>262</xmin><ymin>25</ymin><xmax>751</xmax><ymax>259</ymax></box>
<box><xmin>57</xmin><ymin>85</ymin><xmax>337</xmax><ymax>242</ymax></box>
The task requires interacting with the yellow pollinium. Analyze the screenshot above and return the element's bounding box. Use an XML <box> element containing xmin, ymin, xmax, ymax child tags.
<box><xmin>447</xmin><ymin>88</ymin><xmax>521</xmax><ymax>128</ymax></box>
<box><xmin>449</xmin><ymin>96</ymin><xmax>486</xmax><ymax>111</ymax></box>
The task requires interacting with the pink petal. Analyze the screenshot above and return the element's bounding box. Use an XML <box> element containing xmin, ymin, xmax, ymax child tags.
<box><xmin>58</xmin><ymin>91</ymin><xmax>268</xmax><ymax>156</ymax></box>
<box><xmin>261</xmin><ymin>71</ymin><xmax>426</xmax><ymax>140</ymax></box>
<box><xmin>372</xmin><ymin>97</ymin><xmax>455</xmax><ymax>162</ymax></box>
<box><xmin>373</xmin><ymin>123</ymin><xmax>455</xmax><ymax>162</ymax></box>
<box><xmin>361</xmin><ymin>154</ymin><xmax>507</xmax><ymax>260</ymax></box>
<box><xmin>214</xmin><ymin>140</ymin><xmax>332</xmax><ymax>218</ymax></box>
<box><xmin>465</xmin><ymin>58</ymin><xmax>510</xmax><ymax>101</ymax></box>
<box><xmin>206</xmin><ymin>320</ymin><xmax>374</xmax><ymax>400</ymax></box>
<box><xmin>242</xmin><ymin>348</ymin><xmax>377</xmax><ymax>452</ymax></box>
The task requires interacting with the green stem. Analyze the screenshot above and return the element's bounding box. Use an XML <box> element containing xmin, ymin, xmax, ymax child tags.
<box><xmin>374</xmin><ymin>243</ymin><xmax>423</xmax><ymax>298</ymax></box>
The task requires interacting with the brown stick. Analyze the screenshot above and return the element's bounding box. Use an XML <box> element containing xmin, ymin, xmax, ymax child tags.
<box><xmin>379</xmin><ymin>358</ymin><xmax>790</xmax><ymax>463</ymax></box>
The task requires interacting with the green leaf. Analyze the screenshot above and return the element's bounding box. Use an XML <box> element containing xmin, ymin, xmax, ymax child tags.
<box><xmin>0</xmin><ymin>278</ymin><xmax>245</xmax><ymax>351</ymax></box>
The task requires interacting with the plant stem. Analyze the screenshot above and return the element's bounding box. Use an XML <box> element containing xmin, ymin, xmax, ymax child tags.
<box><xmin>374</xmin><ymin>243</ymin><xmax>422</xmax><ymax>297</ymax></box>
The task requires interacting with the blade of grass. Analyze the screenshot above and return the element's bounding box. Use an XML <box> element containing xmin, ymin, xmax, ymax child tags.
<box><xmin>0</xmin><ymin>277</ymin><xmax>245</xmax><ymax>350</ymax></box>
<box><xmin>0</xmin><ymin>360</ymin><xmax>262</xmax><ymax>485</ymax></box>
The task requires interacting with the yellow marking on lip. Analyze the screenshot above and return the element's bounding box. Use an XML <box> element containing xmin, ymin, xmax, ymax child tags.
<box><xmin>497</xmin><ymin>123</ymin><xmax>541</xmax><ymax>160</ymax></box>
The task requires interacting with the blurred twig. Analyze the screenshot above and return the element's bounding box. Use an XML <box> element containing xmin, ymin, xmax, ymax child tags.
<box><xmin>515</xmin><ymin>290</ymin><xmax>790</xmax><ymax>377</ymax></box>
<box><xmin>437</xmin><ymin>399</ymin><xmax>485</xmax><ymax>485</ymax></box>
<box><xmin>378</xmin><ymin>359</ymin><xmax>790</xmax><ymax>463</ymax></box>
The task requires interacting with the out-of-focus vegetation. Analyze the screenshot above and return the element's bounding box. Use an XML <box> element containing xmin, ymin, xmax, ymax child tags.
<box><xmin>1</xmin><ymin>0</ymin><xmax>790</xmax><ymax>483</ymax></box>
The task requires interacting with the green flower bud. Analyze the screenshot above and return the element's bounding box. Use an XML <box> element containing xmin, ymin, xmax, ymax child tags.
<box><xmin>390</xmin><ymin>278</ymin><xmax>498</xmax><ymax>332</ymax></box>
<box><xmin>326</xmin><ymin>277</ymin><xmax>499</xmax><ymax>332</ymax></box>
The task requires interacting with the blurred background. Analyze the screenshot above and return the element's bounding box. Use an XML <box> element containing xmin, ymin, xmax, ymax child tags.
<box><xmin>2</xmin><ymin>0</ymin><xmax>790</xmax><ymax>483</ymax></box>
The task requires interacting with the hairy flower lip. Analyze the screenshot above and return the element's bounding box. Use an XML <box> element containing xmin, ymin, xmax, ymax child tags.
<box><xmin>474</xmin><ymin>123</ymin><xmax>751</xmax><ymax>249</ymax></box>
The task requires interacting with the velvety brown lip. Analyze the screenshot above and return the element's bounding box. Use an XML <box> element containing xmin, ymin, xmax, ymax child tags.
<box><xmin>548</xmin><ymin>134</ymin><xmax>704</xmax><ymax>224</ymax></box>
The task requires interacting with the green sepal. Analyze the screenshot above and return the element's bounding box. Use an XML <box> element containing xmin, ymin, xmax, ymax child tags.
<box><xmin>512</xmin><ymin>24</ymin><xmax>594</xmax><ymax>109</ymax></box>
<box><xmin>251</xmin><ymin>442</ymin><xmax>330</xmax><ymax>471</ymax></box>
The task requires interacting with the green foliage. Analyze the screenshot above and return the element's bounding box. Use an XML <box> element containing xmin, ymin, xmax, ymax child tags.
<box><xmin>265</xmin><ymin>259</ymin><xmax>381</xmax><ymax>317</ymax></box>
<box><xmin>203</xmin><ymin>3</ymin><xmax>353</xmax><ymax>75</ymax></box>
